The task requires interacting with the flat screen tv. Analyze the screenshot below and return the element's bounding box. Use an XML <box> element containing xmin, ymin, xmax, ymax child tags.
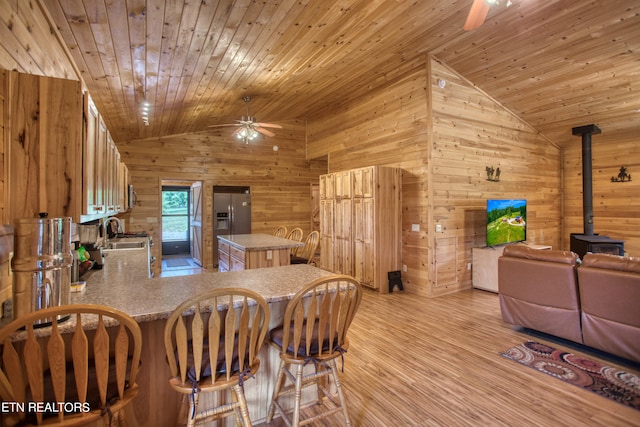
<box><xmin>486</xmin><ymin>199</ymin><xmax>527</xmax><ymax>247</ymax></box>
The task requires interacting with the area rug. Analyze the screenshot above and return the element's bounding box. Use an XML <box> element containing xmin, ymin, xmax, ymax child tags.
<box><xmin>501</xmin><ymin>341</ymin><xmax>640</xmax><ymax>410</ymax></box>
<box><xmin>165</xmin><ymin>258</ymin><xmax>191</xmax><ymax>268</ymax></box>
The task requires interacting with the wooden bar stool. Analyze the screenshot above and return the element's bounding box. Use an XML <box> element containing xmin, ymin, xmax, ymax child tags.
<box><xmin>273</xmin><ymin>226</ymin><xmax>288</xmax><ymax>238</ymax></box>
<box><xmin>164</xmin><ymin>288</ymin><xmax>270</xmax><ymax>427</ymax></box>
<box><xmin>291</xmin><ymin>231</ymin><xmax>320</xmax><ymax>265</ymax></box>
<box><xmin>0</xmin><ymin>304</ymin><xmax>142</xmax><ymax>426</ymax></box>
<box><xmin>285</xmin><ymin>228</ymin><xmax>303</xmax><ymax>242</ymax></box>
<box><xmin>267</xmin><ymin>275</ymin><xmax>362</xmax><ymax>427</ymax></box>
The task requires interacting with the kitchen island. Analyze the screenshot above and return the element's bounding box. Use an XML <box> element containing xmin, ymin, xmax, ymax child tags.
<box><xmin>217</xmin><ymin>233</ymin><xmax>304</xmax><ymax>271</ymax></box>
<box><xmin>75</xmin><ymin>250</ymin><xmax>333</xmax><ymax>426</ymax></box>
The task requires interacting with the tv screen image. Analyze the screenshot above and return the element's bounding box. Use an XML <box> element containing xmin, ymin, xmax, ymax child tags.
<box><xmin>486</xmin><ymin>199</ymin><xmax>527</xmax><ymax>246</ymax></box>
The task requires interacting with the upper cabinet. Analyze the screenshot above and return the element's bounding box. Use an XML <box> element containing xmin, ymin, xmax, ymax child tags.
<box><xmin>6</xmin><ymin>71</ymin><xmax>83</xmax><ymax>222</ymax></box>
<box><xmin>3</xmin><ymin>71</ymin><xmax>129</xmax><ymax>224</ymax></box>
<box><xmin>81</xmin><ymin>93</ymin><xmax>128</xmax><ymax>222</ymax></box>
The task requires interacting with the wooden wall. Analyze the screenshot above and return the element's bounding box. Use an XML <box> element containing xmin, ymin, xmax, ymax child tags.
<box><xmin>563</xmin><ymin>140</ymin><xmax>640</xmax><ymax>256</ymax></box>
<box><xmin>429</xmin><ymin>59</ymin><xmax>561</xmax><ymax>297</ymax></box>
<box><xmin>116</xmin><ymin>121</ymin><xmax>327</xmax><ymax>276</ymax></box>
<box><xmin>307</xmin><ymin>56</ymin><xmax>562</xmax><ymax>297</ymax></box>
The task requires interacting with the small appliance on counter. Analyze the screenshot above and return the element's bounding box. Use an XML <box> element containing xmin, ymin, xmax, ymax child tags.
<box><xmin>11</xmin><ymin>213</ymin><xmax>73</xmax><ymax>325</ymax></box>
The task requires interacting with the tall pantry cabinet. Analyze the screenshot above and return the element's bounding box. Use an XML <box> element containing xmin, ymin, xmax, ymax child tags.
<box><xmin>319</xmin><ymin>166</ymin><xmax>401</xmax><ymax>293</ymax></box>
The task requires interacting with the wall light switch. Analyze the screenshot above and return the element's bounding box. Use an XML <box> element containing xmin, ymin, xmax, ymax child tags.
<box><xmin>266</xmin><ymin>250</ymin><xmax>273</xmax><ymax>260</ymax></box>
<box><xmin>411</xmin><ymin>224</ymin><xmax>420</xmax><ymax>232</ymax></box>
<box><xmin>435</xmin><ymin>224</ymin><xmax>442</xmax><ymax>233</ymax></box>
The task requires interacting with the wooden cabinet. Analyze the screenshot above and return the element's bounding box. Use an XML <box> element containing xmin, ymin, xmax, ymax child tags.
<box><xmin>81</xmin><ymin>93</ymin><xmax>128</xmax><ymax>222</ymax></box>
<box><xmin>4</xmin><ymin>73</ymin><xmax>129</xmax><ymax>224</ymax></box>
<box><xmin>6</xmin><ymin>72</ymin><xmax>83</xmax><ymax>222</ymax></box>
<box><xmin>319</xmin><ymin>166</ymin><xmax>401</xmax><ymax>292</ymax></box>
<box><xmin>118</xmin><ymin>162</ymin><xmax>130</xmax><ymax>213</ymax></box>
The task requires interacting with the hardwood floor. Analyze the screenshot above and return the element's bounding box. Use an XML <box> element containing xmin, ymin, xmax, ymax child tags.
<box><xmin>257</xmin><ymin>288</ymin><xmax>640</xmax><ymax>427</ymax></box>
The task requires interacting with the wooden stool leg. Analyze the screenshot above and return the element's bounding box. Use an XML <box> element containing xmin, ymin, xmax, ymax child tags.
<box><xmin>329</xmin><ymin>359</ymin><xmax>351</xmax><ymax>427</ymax></box>
<box><xmin>233</xmin><ymin>384</ymin><xmax>252</xmax><ymax>427</ymax></box>
<box><xmin>267</xmin><ymin>360</ymin><xmax>287</xmax><ymax>422</ymax></box>
<box><xmin>292</xmin><ymin>363</ymin><xmax>304</xmax><ymax>427</ymax></box>
<box><xmin>187</xmin><ymin>392</ymin><xmax>199</xmax><ymax>427</ymax></box>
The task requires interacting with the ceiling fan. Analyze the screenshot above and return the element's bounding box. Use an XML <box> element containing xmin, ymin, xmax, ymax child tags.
<box><xmin>208</xmin><ymin>96</ymin><xmax>282</xmax><ymax>143</ymax></box>
<box><xmin>463</xmin><ymin>0</ymin><xmax>512</xmax><ymax>31</ymax></box>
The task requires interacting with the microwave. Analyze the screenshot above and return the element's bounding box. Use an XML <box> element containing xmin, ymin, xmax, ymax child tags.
<box><xmin>128</xmin><ymin>184</ymin><xmax>137</xmax><ymax>209</ymax></box>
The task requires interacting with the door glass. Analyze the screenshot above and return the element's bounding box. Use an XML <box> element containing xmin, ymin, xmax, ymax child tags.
<box><xmin>162</xmin><ymin>188</ymin><xmax>189</xmax><ymax>242</ymax></box>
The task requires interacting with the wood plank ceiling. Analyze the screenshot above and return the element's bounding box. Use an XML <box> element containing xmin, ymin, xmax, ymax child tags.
<box><xmin>42</xmin><ymin>0</ymin><xmax>640</xmax><ymax>148</ymax></box>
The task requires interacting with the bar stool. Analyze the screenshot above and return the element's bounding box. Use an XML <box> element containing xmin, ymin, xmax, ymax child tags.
<box><xmin>273</xmin><ymin>226</ymin><xmax>288</xmax><ymax>238</ymax></box>
<box><xmin>285</xmin><ymin>227</ymin><xmax>303</xmax><ymax>242</ymax></box>
<box><xmin>291</xmin><ymin>231</ymin><xmax>320</xmax><ymax>265</ymax></box>
<box><xmin>0</xmin><ymin>304</ymin><xmax>142</xmax><ymax>426</ymax></box>
<box><xmin>164</xmin><ymin>288</ymin><xmax>270</xmax><ymax>427</ymax></box>
<box><xmin>267</xmin><ymin>275</ymin><xmax>363</xmax><ymax>427</ymax></box>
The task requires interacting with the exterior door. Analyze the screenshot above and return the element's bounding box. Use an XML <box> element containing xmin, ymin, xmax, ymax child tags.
<box><xmin>190</xmin><ymin>181</ymin><xmax>203</xmax><ymax>266</ymax></box>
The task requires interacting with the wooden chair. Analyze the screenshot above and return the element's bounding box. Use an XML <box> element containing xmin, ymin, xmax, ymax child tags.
<box><xmin>267</xmin><ymin>275</ymin><xmax>362</xmax><ymax>427</ymax></box>
<box><xmin>273</xmin><ymin>226</ymin><xmax>288</xmax><ymax>238</ymax></box>
<box><xmin>285</xmin><ymin>227</ymin><xmax>304</xmax><ymax>242</ymax></box>
<box><xmin>164</xmin><ymin>288</ymin><xmax>270</xmax><ymax>427</ymax></box>
<box><xmin>0</xmin><ymin>304</ymin><xmax>142</xmax><ymax>427</ymax></box>
<box><xmin>291</xmin><ymin>231</ymin><xmax>320</xmax><ymax>265</ymax></box>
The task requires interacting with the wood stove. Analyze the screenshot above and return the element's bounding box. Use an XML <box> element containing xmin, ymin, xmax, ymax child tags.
<box><xmin>569</xmin><ymin>125</ymin><xmax>624</xmax><ymax>259</ymax></box>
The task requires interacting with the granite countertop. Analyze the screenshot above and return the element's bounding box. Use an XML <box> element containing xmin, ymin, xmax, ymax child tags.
<box><xmin>75</xmin><ymin>260</ymin><xmax>332</xmax><ymax>324</ymax></box>
<box><xmin>218</xmin><ymin>233</ymin><xmax>304</xmax><ymax>251</ymax></box>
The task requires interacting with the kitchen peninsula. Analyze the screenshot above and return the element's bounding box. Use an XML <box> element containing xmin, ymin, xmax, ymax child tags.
<box><xmin>217</xmin><ymin>233</ymin><xmax>304</xmax><ymax>271</ymax></box>
<box><xmin>74</xmin><ymin>253</ymin><xmax>333</xmax><ymax>426</ymax></box>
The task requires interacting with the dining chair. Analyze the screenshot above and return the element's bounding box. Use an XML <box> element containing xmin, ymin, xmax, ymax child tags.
<box><xmin>267</xmin><ymin>275</ymin><xmax>363</xmax><ymax>427</ymax></box>
<box><xmin>291</xmin><ymin>231</ymin><xmax>320</xmax><ymax>265</ymax></box>
<box><xmin>285</xmin><ymin>227</ymin><xmax>304</xmax><ymax>242</ymax></box>
<box><xmin>164</xmin><ymin>288</ymin><xmax>270</xmax><ymax>427</ymax></box>
<box><xmin>273</xmin><ymin>226</ymin><xmax>288</xmax><ymax>238</ymax></box>
<box><xmin>0</xmin><ymin>304</ymin><xmax>142</xmax><ymax>427</ymax></box>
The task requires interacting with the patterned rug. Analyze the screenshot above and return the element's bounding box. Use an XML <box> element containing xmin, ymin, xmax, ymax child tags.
<box><xmin>501</xmin><ymin>341</ymin><xmax>640</xmax><ymax>410</ymax></box>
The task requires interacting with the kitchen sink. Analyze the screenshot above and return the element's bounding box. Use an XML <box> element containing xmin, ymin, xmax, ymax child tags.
<box><xmin>106</xmin><ymin>240</ymin><xmax>146</xmax><ymax>250</ymax></box>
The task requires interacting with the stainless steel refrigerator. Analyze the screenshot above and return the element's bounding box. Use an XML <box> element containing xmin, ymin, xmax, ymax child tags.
<box><xmin>213</xmin><ymin>187</ymin><xmax>251</xmax><ymax>264</ymax></box>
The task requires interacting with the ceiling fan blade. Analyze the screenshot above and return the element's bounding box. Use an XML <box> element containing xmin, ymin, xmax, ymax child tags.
<box><xmin>254</xmin><ymin>122</ymin><xmax>283</xmax><ymax>129</ymax></box>
<box><xmin>256</xmin><ymin>127</ymin><xmax>276</xmax><ymax>137</ymax></box>
<box><xmin>464</xmin><ymin>0</ymin><xmax>490</xmax><ymax>31</ymax></box>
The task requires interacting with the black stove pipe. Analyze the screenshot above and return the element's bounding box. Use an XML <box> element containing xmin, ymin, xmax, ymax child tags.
<box><xmin>572</xmin><ymin>124</ymin><xmax>601</xmax><ymax>236</ymax></box>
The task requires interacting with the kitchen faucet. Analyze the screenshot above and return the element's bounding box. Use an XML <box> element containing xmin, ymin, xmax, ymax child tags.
<box><xmin>105</xmin><ymin>216</ymin><xmax>123</xmax><ymax>237</ymax></box>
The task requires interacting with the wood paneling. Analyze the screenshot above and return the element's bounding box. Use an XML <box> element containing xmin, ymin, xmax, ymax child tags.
<box><xmin>429</xmin><ymin>59</ymin><xmax>562</xmax><ymax>297</ymax></box>
<box><xmin>307</xmin><ymin>58</ymin><xmax>563</xmax><ymax>297</ymax></box>
<box><xmin>562</xmin><ymin>140</ymin><xmax>640</xmax><ymax>256</ymax></box>
<box><xmin>35</xmin><ymin>0</ymin><xmax>640</xmax><ymax>156</ymax></box>
<box><xmin>0</xmin><ymin>0</ymin><xmax>77</xmax><ymax>80</ymax></box>
<box><xmin>117</xmin><ymin>121</ymin><xmax>326</xmax><ymax>276</ymax></box>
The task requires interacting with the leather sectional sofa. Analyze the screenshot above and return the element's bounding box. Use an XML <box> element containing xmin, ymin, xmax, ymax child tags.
<box><xmin>498</xmin><ymin>245</ymin><xmax>640</xmax><ymax>363</ymax></box>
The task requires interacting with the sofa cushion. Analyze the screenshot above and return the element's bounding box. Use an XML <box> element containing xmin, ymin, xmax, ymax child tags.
<box><xmin>502</xmin><ymin>244</ymin><xmax>578</xmax><ymax>265</ymax></box>
<box><xmin>581</xmin><ymin>253</ymin><xmax>640</xmax><ymax>274</ymax></box>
